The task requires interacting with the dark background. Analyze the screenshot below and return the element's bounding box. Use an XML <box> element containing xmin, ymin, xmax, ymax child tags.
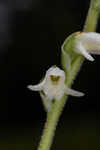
<box><xmin>0</xmin><ymin>0</ymin><xmax>100</xmax><ymax>149</ymax></box>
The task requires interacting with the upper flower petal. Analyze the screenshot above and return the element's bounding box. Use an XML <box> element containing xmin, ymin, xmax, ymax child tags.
<box><xmin>46</xmin><ymin>66</ymin><xmax>65</xmax><ymax>81</ymax></box>
<box><xmin>75</xmin><ymin>32</ymin><xmax>100</xmax><ymax>61</ymax></box>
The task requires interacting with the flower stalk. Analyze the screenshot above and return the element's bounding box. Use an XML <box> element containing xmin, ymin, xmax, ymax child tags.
<box><xmin>84</xmin><ymin>0</ymin><xmax>100</xmax><ymax>32</ymax></box>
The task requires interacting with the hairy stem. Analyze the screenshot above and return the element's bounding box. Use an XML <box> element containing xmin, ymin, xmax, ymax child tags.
<box><xmin>37</xmin><ymin>0</ymin><xmax>100</xmax><ymax>150</ymax></box>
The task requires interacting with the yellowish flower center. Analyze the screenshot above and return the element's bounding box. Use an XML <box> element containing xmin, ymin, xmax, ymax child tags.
<box><xmin>50</xmin><ymin>75</ymin><xmax>60</xmax><ymax>84</ymax></box>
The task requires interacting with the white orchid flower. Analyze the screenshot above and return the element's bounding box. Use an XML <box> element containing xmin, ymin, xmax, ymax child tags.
<box><xmin>28</xmin><ymin>66</ymin><xmax>84</xmax><ymax>101</ymax></box>
<box><xmin>75</xmin><ymin>32</ymin><xmax>100</xmax><ymax>61</ymax></box>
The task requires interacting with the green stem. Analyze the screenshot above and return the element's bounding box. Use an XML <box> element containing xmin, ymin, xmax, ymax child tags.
<box><xmin>37</xmin><ymin>0</ymin><xmax>100</xmax><ymax>150</ymax></box>
<box><xmin>84</xmin><ymin>0</ymin><xmax>99</xmax><ymax>32</ymax></box>
<box><xmin>38</xmin><ymin>94</ymin><xmax>67</xmax><ymax>150</ymax></box>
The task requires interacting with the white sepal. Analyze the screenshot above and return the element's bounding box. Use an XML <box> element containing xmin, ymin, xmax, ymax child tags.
<box><xmin>76</xmin><ymin>42</ymin><xmax>94</xmax><ymax>61</ymax></box>
<box><xmin>27</xmin><ymin>78</ymin><xmax>46</xmax><ymax>91</ymax></box>
<box><xmin>64</xmin><ymin>85</ymin><xmax>84</xmax><ymax>97</ymax></box>
<box><xmin>75</xmin><ymin>32</ymin><xmax>100</xmax><ymax>61</ymax></box>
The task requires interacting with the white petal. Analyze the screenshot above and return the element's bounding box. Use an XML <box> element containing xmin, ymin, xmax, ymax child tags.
<box><xmin>64</xmin><ymin>87</ymin><xmax>84</xmax><ymax>97</ymax></box>
<box><xmin>89</xmin><ymin>50</ymin><xmax>100</xmax><ymax>55</ymax></box>
<box><xmin>77</xmin><ymin>32</ymin><xmax>100</xmax><ymax>55</ymax></box>
<box><xmin>76</xmin><ymin>42</ymin><xmax>94</xmax><ymax>61</ymax></box>
<box><xmin>79</xmin><ymin>32</ymin><xmax>100</xmax><ymax>45</ymax></box>
<box><xmin>27</xmin><ymin>78</ymin><xmax>46</xmax><ymax>91</ymax></box>
<box><xmin>46</xmin><ymin>66</ymin><xmax>65</xmax><ymax>79</ymax></box>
